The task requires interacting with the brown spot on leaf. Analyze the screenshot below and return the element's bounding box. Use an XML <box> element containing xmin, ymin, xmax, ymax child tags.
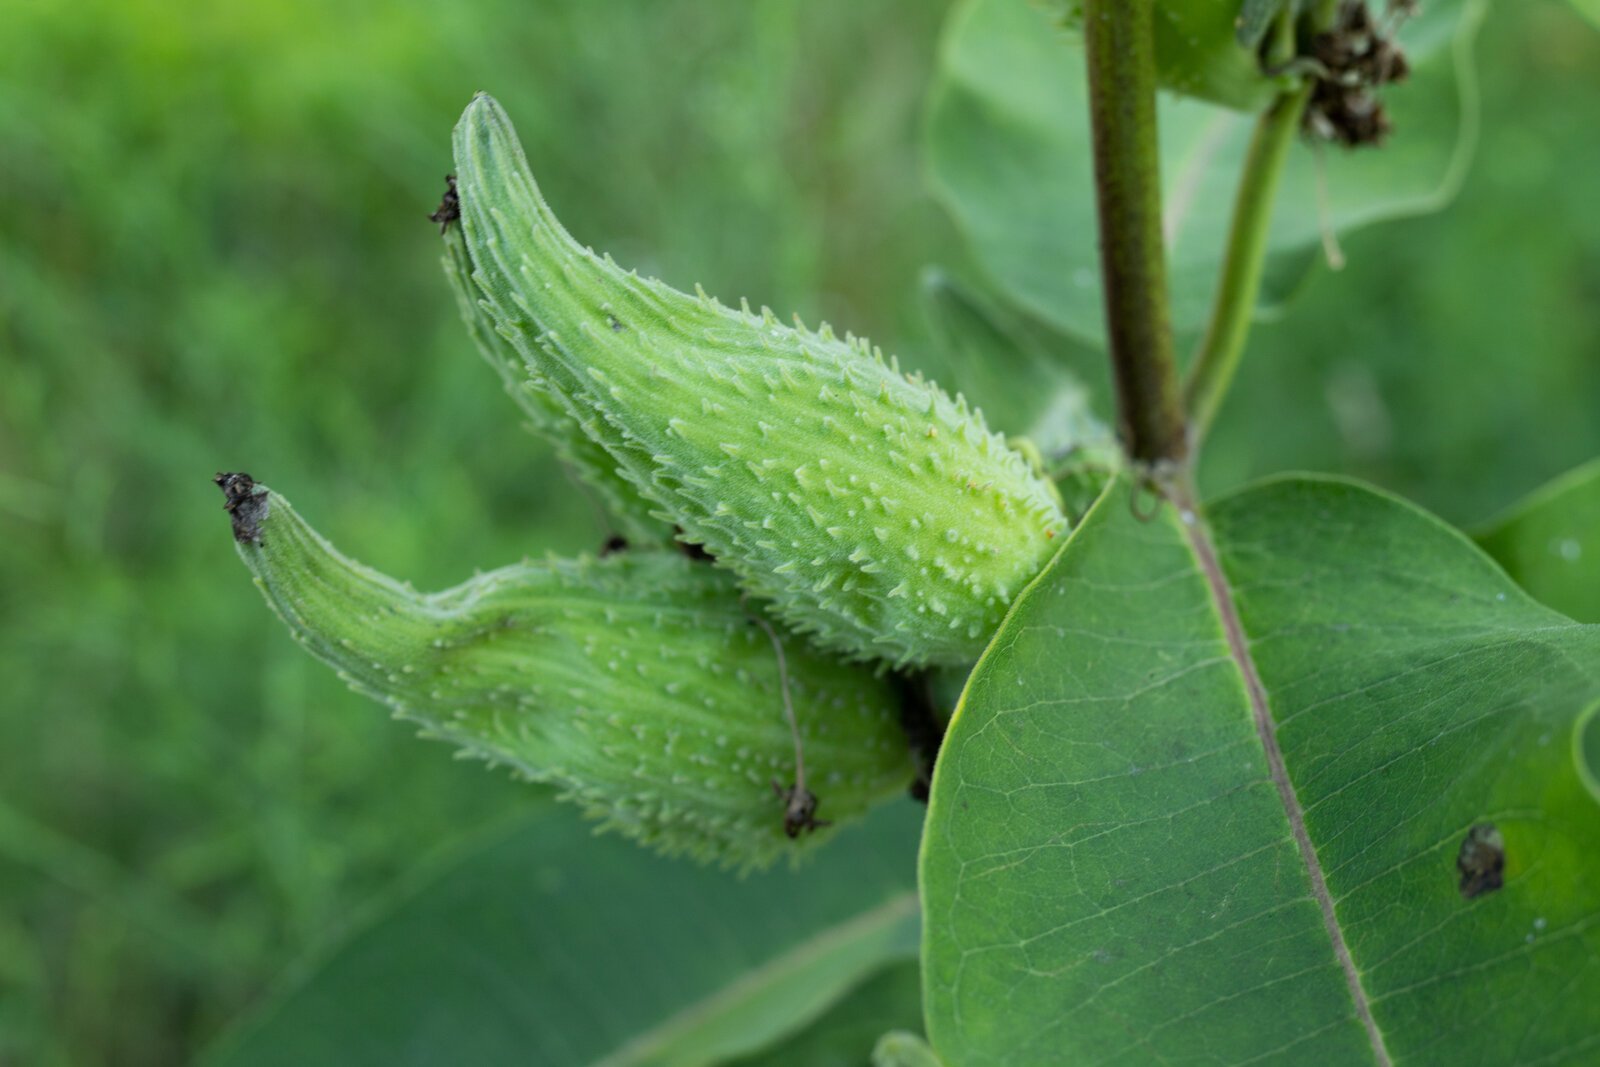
<box><xmin>1457</xmin><ymin>822</ymin><xmax>1506</xmax><ymax>899</ymax></box>
<box><xmin>214</xmin><ymin>472</ymin><xmax>269</xmax><ymax>544</ymax></box>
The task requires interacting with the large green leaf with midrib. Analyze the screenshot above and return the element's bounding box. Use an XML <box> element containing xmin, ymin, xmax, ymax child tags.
<box><xmin>922</xmin><ymin>476</ymin><xmax>1600</xmax><ymax>1064</ymax></box>
<box><xmin>725</xmin><ymin>962</ymin><xmax>925</xmax><ymax>1067</ymax></box>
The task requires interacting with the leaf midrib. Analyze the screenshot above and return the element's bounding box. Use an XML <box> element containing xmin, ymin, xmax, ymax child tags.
<box><xmin>1173</xmin><ymin>483</ymin><xmax>1394</xmax><ymax>1067</ymax></box>
<box><xmin>588</xmin><ymin>891</ymin><xmax>919</xmax><ymax>1067</ymax></box>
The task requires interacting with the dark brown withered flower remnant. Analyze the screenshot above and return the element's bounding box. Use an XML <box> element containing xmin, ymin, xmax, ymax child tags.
<box><xmin>429</xmin><ymin>174</ymin><xmax>460</xmax><ymax>233</ymax></box>
<box><xmin>772</xmin><ymin>780</ymin><xmax>830</xmax><ymax>839</ymax></box>
<box><xmin>1303</xmin><ymin>1</ymin><xmax>1412</xmax><ymax>148</ymax></box>
<box><xmin>214</xmin><ymin>472</ymin><xmax>269</xmax><ymax>544</ymax></box>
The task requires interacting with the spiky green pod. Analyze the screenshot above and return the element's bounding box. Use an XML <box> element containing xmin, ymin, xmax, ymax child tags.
<box><xmin>442</xmin><ymin>228</ymin><xmax>669</xmax><ymax>545</ymax></box>
<box><xmin>452</xmin><ymin>94</ymin><xmax>1068</xmax><ymax>667</ymax></box>
<box><xmin>219</xmin><ymin>476</ymin><xmax>913</xmax><ymax>867</ymax></box>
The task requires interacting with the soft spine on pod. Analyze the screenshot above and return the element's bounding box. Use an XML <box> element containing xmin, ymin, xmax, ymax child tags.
<box><xmin>441</xmin><ymin>227</ymin><xmax>670</xmax><ymax>546</ymax></box>
<box><xmin>220</xmin><ymin>476</ymin><xmax>913</xmax><ymax>867</ymax></box>
<box><xmin>452</xmin><ymin>93</ymin><xmax>1068</xmax><ymax>667</ymax></box>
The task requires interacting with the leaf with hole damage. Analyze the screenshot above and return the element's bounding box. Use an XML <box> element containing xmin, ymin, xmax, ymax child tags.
<box><xmin>207</xmin><ymin>802</ymin><xmax>923</xmax><ymax>1067</ymax></box>
<box><xmin>1476</xmin><ymin>457</ymin><xmax>1600</xmax><ymax>623</ymax></box>
<box><xmin>926</xmin><ymin>0</ymin><xmax>1484</xmax><ymax>347</ymax></box>
<box><xmin>921</xmin><ymin>476</ymin><xmax>1600</xmax><ymax>1064</ymax></box>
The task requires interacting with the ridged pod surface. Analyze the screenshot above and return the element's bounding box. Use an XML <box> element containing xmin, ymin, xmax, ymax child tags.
<box><xmin>442</xmin><ymin>229</ymin><xmax>669</xmax><ymax>545</ymax></box>
<box><xmin>452</xmin><ymin>93</ymin><xmax>1067</xmax><ymax>667</ymax></box>
<box><xmin>223</xmin><ymin>478</ymin><xmax>913</xmax><ymax>867</ymax></box>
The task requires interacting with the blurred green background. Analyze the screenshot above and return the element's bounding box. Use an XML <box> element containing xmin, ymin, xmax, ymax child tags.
<box><xmin>1</xmin><ymin>0</ymin><xmax>1596</xmax><ymax>1064</ymax></box>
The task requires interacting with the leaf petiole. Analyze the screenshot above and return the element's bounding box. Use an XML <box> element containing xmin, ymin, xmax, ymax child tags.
<box><xmin>1182</xmin><ymin>79</ymin><xmax>1313</xmax><ymax>443</ymax></box>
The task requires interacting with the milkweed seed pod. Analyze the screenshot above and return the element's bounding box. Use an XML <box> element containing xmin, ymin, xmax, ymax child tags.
<box><xmin>451</xmin><ymin>93</ymin><xmax>1067</xmax><ymax>667</ymax></box>
<box><xmin>442</xmin><ymin>227</ymin><xmax>670</xmax><ymax>546</ymax></box>
<box><xmin>218</xmin><ymin>475</ymin><xmax>913</xmax><ymax>867</ymax></box>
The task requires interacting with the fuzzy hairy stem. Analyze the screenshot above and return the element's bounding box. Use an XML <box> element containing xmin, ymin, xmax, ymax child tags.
<box><xmin>1081</xmin><ymin>0</ymin><xmax>1188</xmax><ymax>468</ymax></box>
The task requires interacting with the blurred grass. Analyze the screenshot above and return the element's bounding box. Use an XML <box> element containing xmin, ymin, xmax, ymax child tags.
<box><xmin>0</xmin><ymin>0</ymin><xmax>1597</xmax><ymax>1064</ymax></box>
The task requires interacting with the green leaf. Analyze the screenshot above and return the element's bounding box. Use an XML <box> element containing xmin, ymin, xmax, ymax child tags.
<box><xmin>915</xmin><ymin>270</ymin><xmax>1112</xmax><ymax>453</ymax></box>
<box><xmin>1034</xmin><ymin>0</ymin><xmax>1279</xmax><ymax>109</ymax></box>
<box><xmin>208</xmin><ymin>802</ymin><xmax>924</xmax><ymax>1067</ymax></box>
<box><xmin>1151</xmin><ymin>0</ymin><xmax>1281</xmax><ymax>109</ymax></box>
<box><xmin>926</xmin><ymin>0</ymin><xmax>1485</xmax><ymax>347</ymax></box>
<box><xmin>1572</xmin><ymin>0</ymin><xmax>1600</xmax><ymax>31</ymax></box>
<box><xmin>872</xmin><ymin>1030</ymin><xmax>946</xmax><ymax>1067</ymax></box>
<box><xmin>1578</xmin><ymin>702</ymin><xmax>1600</xmax><ymax>804</ymax></box>
<box><xmin>725</xmin><ymin>962</ymin><xmax>924</xmax><ymax>1067</ymax></box>
<box><xmin>922</xmin><ymin>476</ymin><xmax>1600</xmax><ymax>1063</ymax></box>
<box><xmin>1475</xmin><ymin>458</ymin><xmax>1600</xmax><ymax>623</ymax></box>
<box><xmin>1237</xmin><ymin>0</ymin><xmax>1292</xmax><ymax>49</ymax></box>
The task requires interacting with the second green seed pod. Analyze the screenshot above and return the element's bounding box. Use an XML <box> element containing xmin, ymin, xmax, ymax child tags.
<box><xmin>219</xmin><ymin>474</ymin><xmax>914</xmax><ymax>867</ymax></box>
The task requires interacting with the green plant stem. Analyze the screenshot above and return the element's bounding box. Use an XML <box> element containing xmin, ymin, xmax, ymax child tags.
<box><xmin>1081</xmin><ymin>0</ymin><xmax>1187</xmax><ymax>467</ymax></box>
<box><xmin>1182</xmin><ymin>80</ymin><xmax>1313</xmax><ymax>442</ymax></box>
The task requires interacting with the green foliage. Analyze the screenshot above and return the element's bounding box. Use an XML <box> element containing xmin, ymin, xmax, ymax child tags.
<box><xmin>1580</xmin><ymin>703</ymin><xmax>1600</xmax><ymax>801</ymax></box>
<box><xmin>453</xmin><ymin>94</ymin><xmax>1067</xmax><ymax>667</ymax></box>
<box><xmin>1201</xmin><ymin>2</ymin><xmax>1600</xmax><ymax>522</ymax></box>
<box><xmin>1236</xmin><ymin>0</ymin><xmax>1294</xmax><ymax>49</ymax></box>
<box><xmin>871</xmin><ymin>1030</ymin><xmax>946</xmax><ymax>1067</ymax></box>
<box><xmin>8</xmin><ymin>0</ymin><xmax>1600</xmax><ymax>1063</ymax></box>
<box><xmin>726</xmin><ymin>964</ymin><xmax>925</xmax><ymax>1067</ymax></box>
<box><xmin>1475</xmin><ymin>458</ymin><xmax>1600</xmax><ymax>623</ymax></box>
<box><xmin>206</xmin><ymin>802</ymin><xmax>924</xmax><ymax>1067</ymax></box>
<box><xmin>1146</xmin><ymin>0</ymin><xmax>1282</xmax><ymax>108</ymax></box>
<box><xmin>927</xmin><ymin>0</ymin><xmax>1484</xmax><ymax>346</ymax></box>
<box><xmin>922</xmin><ymin>476</ymin><xmax>1600</xmax><ymax>1063</ymax></box>
<box><xmin>1040</xmin><ymin>0</ymin><xmax>1281</xmax><ymax>108</ymax></box>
